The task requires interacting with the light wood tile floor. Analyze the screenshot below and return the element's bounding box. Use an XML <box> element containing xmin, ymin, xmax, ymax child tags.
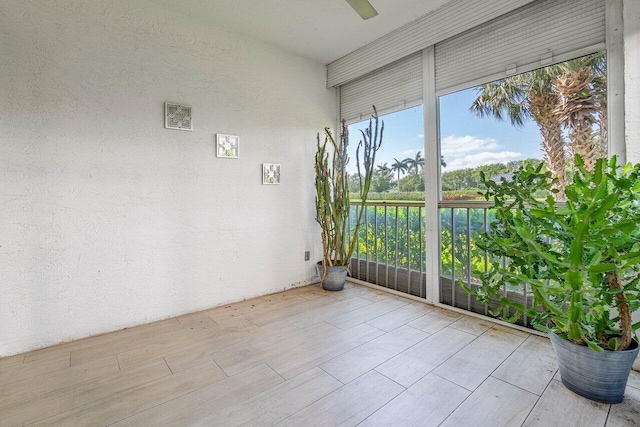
<box><xmin>1</xmin><ymin>282</ymin><xmax>639</xmax><ymax>426</ymax></box>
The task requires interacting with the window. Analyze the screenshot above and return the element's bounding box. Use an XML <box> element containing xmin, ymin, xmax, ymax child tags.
<box><xmin>346</xmin><ymin>106</ymin><xmax>427</xmax><ymax>297</ymax></box>
<box><xmin>438</xmin><ymin>51</ymin><xmax>607</xmax><ymax>201</ymax></box>
<box><xmin>347</xmin><ymin>106</ymin><xmax>425</xmax><ymax>199</ymax></box>
<box><xmin>438</xmin><ymin>52</ymin><xmax>608</xmax><ymax>320</ymax></box>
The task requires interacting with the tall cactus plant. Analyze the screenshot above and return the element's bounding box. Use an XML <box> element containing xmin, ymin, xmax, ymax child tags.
<box><xmin>315</xmin><ymin>109</ymin><xmax>383</xmax><ymax>277</ymax></box>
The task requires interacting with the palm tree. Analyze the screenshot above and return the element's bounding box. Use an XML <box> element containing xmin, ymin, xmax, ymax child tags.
<box><xmin>390</xmin><ymin>158</ymin><xmax>408</xmax><ymax>190</ymax></box>
<box><xmin>470</xmin><ymin>74</ymin><xmax>529</xmax><ymax>126</ymax></box>
<box><xmin>527</xmin><ymin>81</ymin><xmax>567</xmax><ymax>196</ymax></box>
<box><xmin>554</xmin><ymin>67</ymin><xmax>600</xmax><ymax>172</ymax></box>
<box><xmin>470</xmin><ymin>53</ymin><xmax>607</xmax><ymax>198</ymax></box>
<box><xmin>376</xmin><ymin>163</ymin><xmax>391</xmax><ymax>174</ymax></box>
<box><xmin>471</xmin><ymin>69</ymin><xmax>569</xmax><ymax>197</ymax></box>
<box><xmin>554</xmin><ymin>53</ymin><xmax>607</xmax><ymax>171</ymax></box>
<box><xmin>406</xmin><ymin>151</ymin><xmax>425</xmax><ymax>176</ymax></box>
<box><xmin>372</xmin><ymin>163</ymin><xmax>394</xmax><ymax>192</ymax></box>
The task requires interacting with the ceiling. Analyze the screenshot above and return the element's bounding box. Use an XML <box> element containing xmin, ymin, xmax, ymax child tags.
<box><xmin>146</xmin><ymin>0</ymin><xmax>454</xmax><ymax>65</ymax></box>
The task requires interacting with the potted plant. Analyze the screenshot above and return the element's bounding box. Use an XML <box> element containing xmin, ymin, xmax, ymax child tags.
<box><xmin>465</xmin><ymin>155</ymin><xmax>640</xmax><ymax>403</ymax></box>
<box><xmin>314</xmin><ymin>109</ymin><xmax>383</xmax><ymax>291</ymax></box>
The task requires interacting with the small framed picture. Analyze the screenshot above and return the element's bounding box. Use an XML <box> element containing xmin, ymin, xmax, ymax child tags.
<box><xmin>216</xmin><ymin>134</ymin><xmax>239</xmax><ymax>158</ymax></box>
<box><xmin>263</xmin><ymin>163</ymin><xmax>281</xmax><ymax>185</ymax></box>
<box><xmin>165</xmin><ymin>102</ymin><xmax>192</xmax><ymax>131</ymax></box>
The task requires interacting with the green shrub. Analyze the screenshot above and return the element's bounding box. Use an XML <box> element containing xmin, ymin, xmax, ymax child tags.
<box><xmin>441</xmin><ymin>189</ymin><xmax>484</xmax><ymax>201</ymax></box>
<box><xmin>466</xmin><ymin>156</ymin><xmax>640</xmax><ymax>351</ymax></box>
<box><xmin>350</xmin><ymin>192</ymin><xmax>424</xmax><ymax>202</ymax></box>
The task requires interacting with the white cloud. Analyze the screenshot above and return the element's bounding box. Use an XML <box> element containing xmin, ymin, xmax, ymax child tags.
<box><xmin>399</xmin><ymin>149</ymin><xmax>417</xmax><ymax>155</ymax></box>
<box><xmin>418</xmin><ymin>134</ymin><xmax>424</xmax><ymax>139</ymax></box>
<box><xmin>440</xmin><ymin>135</ymin><xmax>500</xmax><ymax>156</ymax></box>
<box><xmin>441</xmin><ymin>135</ymin><xmax>522</xmax><ymax>171</ymax></box>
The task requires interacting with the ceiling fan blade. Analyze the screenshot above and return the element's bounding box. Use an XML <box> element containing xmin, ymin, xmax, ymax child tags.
<box><xmin>346</xmin><ymin>0</ymin><xmax>378</xmax><ymax>20</ymax></box>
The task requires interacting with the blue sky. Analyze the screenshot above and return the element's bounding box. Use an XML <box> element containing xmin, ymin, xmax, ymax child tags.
<box><xmin>348</xmin><ymin>87</ymin><xmax>543</xmax><ymax>173</ymax></box>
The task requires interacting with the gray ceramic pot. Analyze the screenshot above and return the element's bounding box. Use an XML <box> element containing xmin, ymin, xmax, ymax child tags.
<box><xmin>316</xmin><ymin>262</ymin><xmax>348</xmax><ymax>291</ymax></box>
<box><xmin>549</xmin><ymin>331</ymin><xmax>639</xmax><ymax>404</ymax></box>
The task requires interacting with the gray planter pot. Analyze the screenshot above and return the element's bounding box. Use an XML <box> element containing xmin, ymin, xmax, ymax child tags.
<box><xmin>549</xmin><ymin>331</ymin><xmax>639</xmax><ymax>404</ymax></box>
<box><xmin>316</xmin><ymin>262</ymin><xmax>348</xmax><ymax>291</ymax></box>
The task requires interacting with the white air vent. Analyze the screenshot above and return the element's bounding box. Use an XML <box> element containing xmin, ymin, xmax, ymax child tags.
<box><xmin>165</xmin><ymin>102</ymin><xmax>192</xmax><ymax>131</ymax></box>
<box><xmin>263</xmin><ymin>163</ymin><xmax>281</xmax><ymax>185</ymax></box>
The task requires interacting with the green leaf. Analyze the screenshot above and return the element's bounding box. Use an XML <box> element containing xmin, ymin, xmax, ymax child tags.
<box><xmin>598</xmin><ymin>227</ymin><xmax>620</xmax><ymax>236</ymax></box>
<box><xmin>555</xmin><ymin>208</ymin><xmax>574</xmax><ymax>216</ymax></box>
<box><xmin>617</xmin><ymin>178</ymin><xmax>632</xmax><ymax>190</ymax></box>
<box><xmin>587</xmin><ymin>340</ymin><xmax>604</xmax><ymax>352</ymax></box>
<box><xmin>608</xmin><ymin>337</ymin><xmax>620</xmax><ymax>350</ymax></box>
<box><xmin>587</xmin><ymin>263</ymin><xmax>616</xmax><ymax>273</ymax></box>
<box><xmin>568</xmin><ymin>293</ymin><xmax>582</xmax><ymax>323</ymax></box>
<box><xmin>622</xmin><ymin>256</ymin><xmax>640</xmax><ymax>267</ymax></box>
<box><xmin>533</xmin><ymin>324</ymin><xmax>550</xmax><ymax>333</ymax></box>
<box><xmin>592</xmin><ymin>194</ymin><xmax>618</xmax><ymax>220</ymax></box>
<box><xmin>458</xmin><ymin>280</ymin><xmax>473</xmax><ymax>295</ymax></box>
<box><xmin>620</xmin><ymin>251</ymin><xmax>640</xmax><ymax>260</ymax></box>
<box><xmin>565</xmin><ymin>188</ymin><xmax>578</xmax><ymax>202</ymax></box>
<box><xmin>529</xmin><ymin>209</ymin><xmax>555</xmax><ymax>218</ymax></box>
<box><xmin>535</xmin><ymin>288</ymin><xmax>564</xmax><ymax>316</ymax></box>
<box><xmin>594</xmin><ymin>161</ymin><xmax>603</xmax><ymax>185</ymax></box>
<box><xmin>568</xmin><ymin>323</ymin><xmax>582</xmax><ymax>341</ymax></box>
<box><xmin>565</xmin><ymin>270</ymin><xmax>582</xmax><ymax>288</ymax></box>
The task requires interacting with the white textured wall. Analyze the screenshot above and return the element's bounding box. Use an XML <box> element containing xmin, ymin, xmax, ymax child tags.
<box><xmin>625</xmin><ymin>0</ymin><xmax>640</xmax><ymax>163</ymax></box>
<box><xmin>623</xmin><ymin>0</ymin><xmax>640</xmax><ymax>370</ymax></box>
<box><xmin>0</xmin><ymin>0</ymin><xmax>335</xmax><ymax>357</ymax></box>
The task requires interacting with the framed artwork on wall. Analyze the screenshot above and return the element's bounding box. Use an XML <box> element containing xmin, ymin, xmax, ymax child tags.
<box><xmin>263</xmin><ymin>163</ymin><xmax>281</xmax><ymax>185</ymax></box>
<box><xmin>165</xmin><ymin>102</ymin><xmax>192</xmax><ymax>131</ymax></box>
<box><xmin>216</xmin><ymin>134</ymin><xmax>240</xmax><ymax>158</ymax></box>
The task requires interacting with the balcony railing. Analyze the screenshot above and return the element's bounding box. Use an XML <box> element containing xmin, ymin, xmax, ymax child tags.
<box><xmin>348</xmin><ymin>201</ymin><xmax>427</xmax><ymax>299</ymax></box>
<box><xmin>348</xmin><ymin>200</ymin><xmax>533</xmax><ymax>328</ymax></box>
<box><xmin>439</xmin><ymin>201</ymin><xmax>533</xmax><ymax>327</ymax></box>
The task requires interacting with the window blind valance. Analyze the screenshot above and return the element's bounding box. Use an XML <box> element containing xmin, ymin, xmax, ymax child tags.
<box><xmin>340</xmin><ymin>51</ymin><xmax>423</xmax><ymax>123</ymax></box>
<box><xmin>435</xmin><ymin>0</ymin><xmax>605</xmax><ymax>95</ymax></box>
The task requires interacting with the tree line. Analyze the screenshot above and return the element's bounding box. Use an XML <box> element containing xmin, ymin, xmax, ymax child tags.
<box><xmin>351</xmin><ymin>157</ymin><xmax>543</xmax><ymax>195</ymax></box>
<box><xmin>440</xmin><ymin>158</ymin><xmax>542</xmax><ymax>192</ymax></box>
<box><xmin>350</xmin><ymin>151</ymin><xmax>447</xmax><ymax>193</ymax></box>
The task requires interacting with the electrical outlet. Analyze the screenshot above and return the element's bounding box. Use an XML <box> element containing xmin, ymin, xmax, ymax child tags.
<box><xmin>304</xmin><ymin>251</ymin><xmax>310</xmax><ymax>261</ymax></box>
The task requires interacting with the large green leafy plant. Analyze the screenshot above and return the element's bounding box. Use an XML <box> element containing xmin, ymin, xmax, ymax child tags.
<box><xmin>468</xmin><ymin>156</ymin><xmax>640</xmax><ymax>351</ymax></box>
<box><xmin>315</xmin><ymin>110</ymin><xmax>383</xmax><ymax>268</ymax></box>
